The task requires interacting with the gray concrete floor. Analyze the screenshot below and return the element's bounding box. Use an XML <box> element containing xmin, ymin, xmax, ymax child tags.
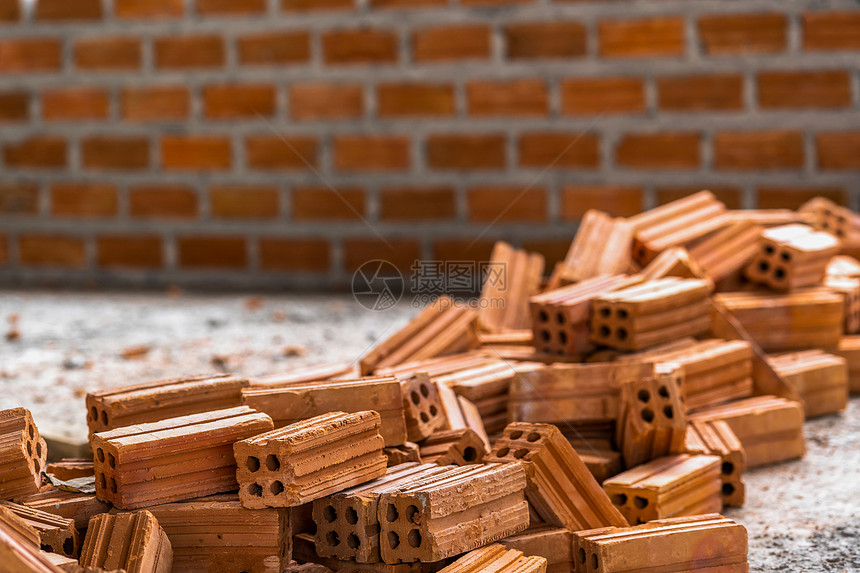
<box><xmin>0</xmin><ymin>290</ymin><xmax>857</xmax><ymax>572</ymax></box>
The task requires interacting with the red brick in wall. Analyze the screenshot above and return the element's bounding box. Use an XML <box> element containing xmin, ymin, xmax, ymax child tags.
<box><xmin>0</xmin><ymin>0</ymin><xmax>856</xmax><ymax>288</ymax></box>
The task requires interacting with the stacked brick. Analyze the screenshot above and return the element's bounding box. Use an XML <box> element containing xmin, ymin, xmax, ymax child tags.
<box><xmin>11</xmin><ymin>192</ymin><xmax>860</xmax><ymax>571</ymax></box>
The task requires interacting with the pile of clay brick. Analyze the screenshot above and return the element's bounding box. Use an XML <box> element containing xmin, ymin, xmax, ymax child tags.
<box><xmin>2</xmin><ymin>192</ymin><xmax>858</xmax><ymax>573</ymax></box>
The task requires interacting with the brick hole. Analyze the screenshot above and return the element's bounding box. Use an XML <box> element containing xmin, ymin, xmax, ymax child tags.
<box><xmin>36</xmin><ymin>441</ymin><xmax>42</xmax><ymax>459</ymax></box>
<box><xmin>346</xmin><ymin>506</ymin><xmax>358</xmax><ymax>525</ymax></box>
<box><xmin>617</xmin><ymin>309</ymin><xmax>628</xmax><ymax>320</ymax></box>
<box><xmin>722</xmin><ymin>482</ymin><xmax>736</xmax><ymax>496</ymax></box>
<box><xmin>495</xmin><ymin>447</ymin><xmax>510</xmax><ymax>457</ymax></box>
<box><xmin>324</xmin><ymin>505</ymin><xmax>337</xmax><ymax>523</ymax></box>
<box><xmin>33</xmin><ymin>459</ymin><xmax>40</xmax><ymax>473</ymax></box>
<box><xmin>265</xmin><ymin>454</ymin><xmax>280</xmax><ymax>471</ymax></box>
<box><xmin>556</xmin><ymin>312</ymin><xmax>565</xmax><ymax>325</ymax></box>
<box><xmin>406</xmin><ymin>504</ymin><xmax>419</xmax><ymax>524</ymax></box>
<box><xmin>89</xmin><ymin>406</ymin><xmax>97</xmax><ymax>422</ymax></box>
<box><xmin>326</xmin><ymin>531</ymin><xmax>340</xmax><ymax>547</ymax></box>
<box><xmin>98</xmin><ymin>473</ymin><xmax>106</xmax><ymax>489</ymax></box>
<box><xmin>578</xmin><ymin>547</ymin><xmax>586</xmax><ymax>563</ymax></box>
<box><xmin>107</xmin><ymin>452</ymin><xmax>115</xmax><ymax>469</ymax></box>
<box><xmin>410</xmin><ymin>391</ymin><xmax>421</xmax><ymax>406</ymax></box>
<box><xmin>419</xmin><ymin>383</ymin><xmax>429</xmax><ymax>398</ymax></box>
<box><xmin>599</xmin><ymin>325</ymin><xmax>611</xmax><ymax>337</ymax></box>
<box><xmin>635</xmin><ymin>518</ymin><xmax>646</xmax><ymax>525</ymax></box>
<box><xmin>610</xmin><ymin>493</ymin><xmax>627</xmax><ymax>506</ymax></box>
<box><xmin>599</xmin><ymin>307</ymin><xmax>611</xmax><ymax>318</ymax></box>
<box><xmin>420</xmin><ymin>412</ymin><xmax>430</xmax><ymax>423</ymax></box>
<box><xmin>270</xmin><ymin>481</ymin><xmax>284</xmax><ymax>495</ymax></box>
<box><xmin>347</xmin><ymin>533</ymin><xmax>360</xmax><ymax>549</ymax></box>
<box><xmin>641</xmin><ymin>408</ymin><xmax>655</xmax><ymax>423</ymax></box>
<box><xmin>663</xmin><ymin>405</ymin><xmax>674</xmax><ymax>419</ymax></box>
<box><xmin>63</xmin><ymin>538</ymin><xmax>73</xmax><ymax>556</ymax></box>
<box><xmin>774</xmin><ymin>267</ymin><xmax>786</xmax><ymax>279</ymax></box>
<box><xmin>526</xmin><ymin>432</ymin><xmax>541</xmax><ymax>442</ymax></box>
<box><xmin>101</xmin><ymin>411</ymin><xmax>108</xmax><ymax>425</ymax></box>
<box><xmin>780</xmin><ymin>252</ymin><xmax>791</xmax><ymax>262</ymax></box>
<box><xmin>407</xmin><ymin>529</ymin><xmax>422</xmax><ymax>548</ymax></box>
<box><xmin>722</xmin><ymin>461</ymin><xmax>735</xmax><ymax>476</ymax></box>
<box><xmin>386</xmin><ymin>503</ymin><xmax>399</xmax><ymax>522</ymax></box>
<box><xmin>387</xmin><ymin>531</ymin><xmax>400</xmax><ymax>549</ymax></box>
<box><xmin>246</xmin><ymin>456</ymin><xmax>260</xmax><ymax>472</ymax></box>
<box><xmin>96</xmin><ymin>448</ymin><xmax>105</xmax><ymax>463</ymax></box>
<box><xmin>637</xmin><ymin>389</ymin><xmax>650</xmax><ymax>403</ymax></box>
<box><xmin>109</xmin><ymin>477</ymin><xmax>117</xmax><ymax>493</ymax></box>
<box><xmin>617</xmin><ymin>328</ymin><xmax>628</xmax><ymax>341</ymax></box>
<box><xmin>540</xmin><ymin>330</ymin><xmax>551</xmax><ymax>342</ymax></box>
<box><xmin>538</xmin><ymin>310</ymin><xmax>549</xmax><ymax>323</ymax></box>
<box><xmin>248</xmin><ymin>483</ymin><xmax>263</xmax><ymax>497</ymax></box>
<box><xmin>633</xmin><ymin>496</ymin><xmax>648</xmax><ymax>509</ymax></box>
<box><xmin>559</xmin><ymin>331</ymin><xmax>568</xmax><ymax>344</ymax></box>
<box><xmin>429</xmin><ymin>405</ymin><xmax>438</xmax><ymax>417</ymax></box>
<box><xmin>513</xmin><ymin>448</ymin><xmax>529</xmax><ymax>459</ymax></box>
<box><xmin>28</xmin><ymin>424</ymin><xmax>34</xmax><ymax>439</ymax></box>
<box><xmin>41</xmin><ymin>544</ymin><xmax>53</xmax><ymax>553</ymax></box>
<box><xmin>509</xmin><ymin>430</ymin><xmax>523</xmax><ymax>440</ymax></box>
<box><xmin>764</xmin><ymin>245</ymin><xmax>775</xmax><ymax>256</ymax></box>
<box><xmin>591</xmin><ymin>553</ymin><xmax>599</xmax><ymax>570</ymax></box>
<box><xmin>658</xmin><ymin>385</ymin><xmax>669</xmax><ymax>398</ymax></box>
<box><xmin>758</xmin><ymin>260</ymin><xmax>770</xmax><ymax>272</ymax></box>
<box><xmin>462</xmin><ymin>447</ymin><xmax>477</xmax><ymax>462</ymax></box>
<box><xmin>26</xmin><ymin>441</ymin><xmax>32</xmax><ymax>456</ymax></box>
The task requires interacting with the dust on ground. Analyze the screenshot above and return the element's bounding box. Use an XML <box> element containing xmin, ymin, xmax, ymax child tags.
<box><xmin>1</xmin><ymin>290</ymin><xmax>858</xmax><ymax>572</ymax></box>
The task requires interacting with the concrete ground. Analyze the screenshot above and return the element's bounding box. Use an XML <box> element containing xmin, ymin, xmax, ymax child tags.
<box><xmin>0</xmin><ymin>290</ymin><xmax>858</xmax><ymax>572</ymax></box>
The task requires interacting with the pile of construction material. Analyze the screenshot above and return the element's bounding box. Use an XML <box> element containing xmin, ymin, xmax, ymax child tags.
<box><xmin>2</xmin><ymin>192</ymin><xmax>858</xmax><ymax>573</ymax></box>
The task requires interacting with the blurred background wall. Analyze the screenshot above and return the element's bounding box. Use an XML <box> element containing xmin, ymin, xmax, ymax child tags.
<box><xmin>0</xmin><ymin>0</ymin><xmax>858</xmax><ymax>289</ymax></box>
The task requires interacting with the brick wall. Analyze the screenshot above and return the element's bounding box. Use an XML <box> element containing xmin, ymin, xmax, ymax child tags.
<box><xmin>0</xmin><ymin>0</ymin><xmax>859</xmax><ymax>289</ymax></box>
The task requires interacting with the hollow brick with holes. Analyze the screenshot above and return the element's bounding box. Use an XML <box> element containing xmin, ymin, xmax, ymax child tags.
<box><xmin>589</xmin><ymin>278</ymin><xmax>713</xmax><ymax>351</ymax></box>
<box><xmin>312</xmin><ymin>462</ymin><xmax>451</xmax><ymax>563</ymax></box>
<box><xmin>84</xmin><ymin>373</ymin><xmax>249</xmax><ymax>441</ymax></box>
<box><xmin>687</xmin><ymin>219</ymin><xmax>765</xmax><ymax>286</ymax></box>
<box><xmin>618</xmin><ymin>339</ymin><xmax>754</xmax><ymax>413</ymax></box>
<box><xmin>0</xmin><ymin>408</ymin><xmax>45</xmax><ymax>500</ymax></box>
<box><xmin>485</xmin><ymin>422</ymin><xmax>627</xmax><ymax>531</ymax></box>
<box><xmin>418</xmin><ymin>428</ymin><xmax>486</xmax><ymax>466</ymax></box>
<box><xmin>0</xmin><ymin>502</ymin><xmax>79</xmax><ymax>559</ymax></box>
<box><xmin>824</xmin><ymin>275</ymin><xmax>860</xmax><ymax>335</ymax></box>
<box><xmin>400</xmin><ymin>374</ymin><xmax>445</xmax><ymax>443</ymax></box>
<box><xmin>572</xmin><ymin>514</ymin><xmax>748</xmax><ymax>573</ymax></box>
<box><xmin>743</xmin><ymin>225</ymin><xmax>840</xmax><ymax>291</ymax></box>
<box><xmin>377</xmin><ymin>462</ymin><xmax>529</xmax><ymax>563</ymax></box>
<box><xmin>241</xmin><ymin>376</ymin><xmax>407</xmax><ymax>447</ymax></box>
<box><xmin>507</xmin><ymin>362</ymin><xmax>654</xmax><ymax>428</ymax></box>
<box><xmin>615</xmin><ymin>364</ymin><xmax>686</xmax><ymax>469</ymax></box>
<box><xmin>688</xmin><ymin>395</ymin><xmax>806</xmax><ymax>468</ymax></box>
<box><xmin>603</xmin><ymin>454</ymin><xmax>722</xmax><ymax>525</ymax></box>
<box><xmin>234</xmin><ymin>411</ymin><xmax>387</xmax><ymax>510</ymax></box>
<box><xmin>91</xmin><ymin>406</ymin><xmax>272</xmax><ymax>510</ymax></box>
<box><xmin>530</xmin><ymin>274</ymin><xmax>642</xmax><ymax>356</ymax></box>
<box><xmin>680</xmin><ymin>420</ymin><xmax>747</xmax><ymax>507</ymax></box>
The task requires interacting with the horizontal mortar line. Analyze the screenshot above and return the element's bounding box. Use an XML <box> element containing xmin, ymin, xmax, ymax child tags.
<box><xmin>3</xmin><ymin>53</ymin><xmax>859</xmax><ymax>85</ymax></box>
<box><xmin>3</xmin><ymin>116</ymin><xmax>860</xmax><ymax>140</ymax></box>
<box><xmin>3</xmin><ymin>168</ymin><xmax>859</xmax><ymax>186</ymax></box>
